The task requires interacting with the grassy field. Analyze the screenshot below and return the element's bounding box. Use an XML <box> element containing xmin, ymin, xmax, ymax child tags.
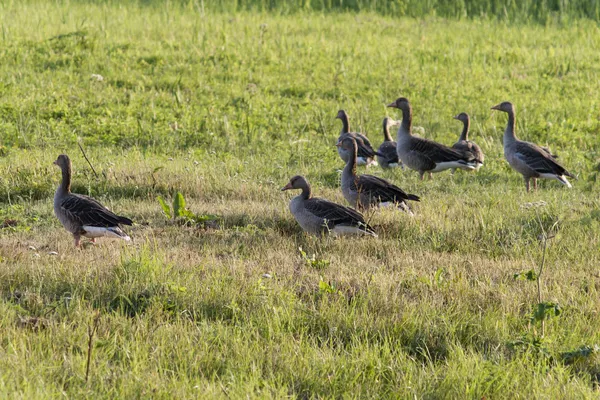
<box><xmin>1</xmin><ymin>1</ymin><xmax>600</xmax><ymax>398</ymax></box>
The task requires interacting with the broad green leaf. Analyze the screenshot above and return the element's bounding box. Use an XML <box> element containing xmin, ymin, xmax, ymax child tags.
<box><xmin>157</xmin><ymin>196</ymin><xmax>172</xmax><ymax>219</ymax></box>
<box><xmin>173</xmin><ymin>191</ymin><xmax>186</xmax><ymax>218</ymax></box>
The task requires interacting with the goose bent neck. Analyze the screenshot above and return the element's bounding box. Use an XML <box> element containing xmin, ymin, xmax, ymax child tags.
<box><xmin>383</xmin><ymin>120</ymin><xmax>393</xmax><ymax>142</ymax></box>
<box><xmin>299</xmin><ymin>183</ymin><xmax>312</xmax><ymax>200</ymax></box>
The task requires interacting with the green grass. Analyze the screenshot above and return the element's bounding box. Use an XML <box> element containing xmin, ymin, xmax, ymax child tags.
<box><xmin>1</xmin><ymin>1</ymin><xmax>600</xmax><ymax>398</ymax></box>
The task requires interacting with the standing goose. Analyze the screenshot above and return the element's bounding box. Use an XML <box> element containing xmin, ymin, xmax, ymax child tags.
<box><xmin>377</xmin><ymin>117</ymin><xmax>403</xmax><ymax>169</ymax></box>
<box><xmin>337</xmin><ymin>137</ymin><xmax>420</xmax><ymax>213</ymax></box>
<box><xmin>336</xmin><ymin>110</ymin><xmax>381</xmax><ymax>166</ymax></box>
<box><xmin>281</xmin><ymin>175</ymin><xmax>377</xmax><ymax>237</ymax></box>
<box><xmin>53</xmin><ymin>154</ymin><xmax>133</xmax><ymax>247</ymax></box>
<box><xmin>451</xmin><ymin>112</ymin><xmax>484</xmax><ymax>170</ymax></box>
<box><xmin>387</xmin><ymin>98</ymin><xmax>481</xmax><ymax>180</ymax></box>
<box><xmin>491</xmin><ymin>101</ymin><xmax>575</xmax><ymax>191</ymax></box>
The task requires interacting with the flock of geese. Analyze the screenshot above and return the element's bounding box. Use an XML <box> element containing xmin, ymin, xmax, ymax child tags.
<box><xmin>51</xmin><ymin>98</ymin><xmax>576</xmax><ymax>245</ymax></box>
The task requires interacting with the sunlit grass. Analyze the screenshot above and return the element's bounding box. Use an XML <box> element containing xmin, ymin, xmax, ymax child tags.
<box><xmin>0</xmin><ymin>2</ymin><xmax>600</xmax><ymax>398</ymax></box>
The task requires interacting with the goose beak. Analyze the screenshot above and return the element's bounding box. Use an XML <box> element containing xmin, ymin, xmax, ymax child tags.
<box><xmin>53</xmin><ymin>160</ymin><xmax>58</xmax><ymax>165</ymax></box>
<box><xmin>281</xmin><ymin>182</ymin><xmax>293</xmax><ymax>191</ymax></box>
<box><xmin>386</xmin><ymin>102</ymin><xmax>396</xmax><ymax>108</ymax></box>
<box><xmin>491</xmin><ymin>104</ymin><xmax>501</xmax><ymax>110</ymax></box>
<box><xmin>453</xmin><ymin>115</ymin><xmax>460</xmax><ymax>120</ymax></box>
<box><xmin>335</xmin><ymin>141</ymin><xmax>342</xmax><ymax>147</ymax></box>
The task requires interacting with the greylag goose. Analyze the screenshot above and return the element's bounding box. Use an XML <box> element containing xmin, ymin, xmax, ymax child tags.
<box><xmin>281</xmin><ymin>175</ymin><xmax>377</xmax><ymax>237</ymax></box>
<box><xmin>387</xmin><ymin>98</ymin><xmax>481</xmax><ymax>180</ymax></box>
<box><xmin>337</xmin><ymin>137</ymin><xmax>420</xmax><ymax>213</ymax></box>
<box><xmin>53</xmin><ymin>154</ymin><xmax>132</xmax><ymax>247</ymax></box>
<box><xmin>336</xmin><ymin>110</ymin><xmax>380</xmax><ymax>166</ymax></box>
<box><xmin>377</xmin><ymin>117</ymin><xmax>403</xmax><ymax>169</ymax></box>
<box><xmin>491</xmin><ymin>101</ymin><xmax>574</xmax><ymax>191</ymax></box>
<box><xmin>451</xmin><ymin>112</ymin><xmax>484</xmax><ymax>170</ymax></box>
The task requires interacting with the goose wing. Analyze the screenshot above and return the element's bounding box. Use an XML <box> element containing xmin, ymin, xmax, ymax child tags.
<box><xmin>59</xmin><ymin>194</ymin><xmax>132</xmax><ymax>227</ymax></box>
<box><xmin>340</xmin><ymin>132</ymin><xmax>379</xmax><ymax>158</ymax></box>
<box><xmin>357</xmin><ymin>175</ymin><xmax>420</xmax><ymax>202</ymax></box>
<box><xmin>412</xmin><ymin>137</ymin><xmax>475</xmax><ymax>163</ymax></box>
<box><xmin>305</xmin><ymin>197</ymin><xmax>372</xmax><ymax>229</ymax></box>
<box><xmin>378</xmin><ymin>141</ymin><xmax>399</xmax><ymax>164</ymax></box>
<box><xmin>515</xmin><ymin>141</ymin><xmax>573</xmax><ymax>177</ymax></box>
<box><xmin>453</xmin><ymin>140</ymin><xmax>484</xmax><ymax>163</ymax></box>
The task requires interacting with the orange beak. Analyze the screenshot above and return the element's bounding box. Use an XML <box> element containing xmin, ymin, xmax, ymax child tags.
<box><xmin>281</xmin><ymin>182</ymin><xmax>293</xmax><ymax>191</ymax></box>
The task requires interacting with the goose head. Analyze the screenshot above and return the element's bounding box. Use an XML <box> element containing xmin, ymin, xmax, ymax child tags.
<box><xmin>386</xmin><ymin>97</ymin><xmax>411</xmax><ymax>111</ymax></box>
<box><xmin>281</xmin><ymin>175</ymin><xmax>309</xmax><ymax>192</ymax></box>
<box><xmin>491</xmin><ymin>101</ymin><xmax>514</xmax><ymax>114</ymax></box>
<box><xmin>53</xmin><ymin>154</ymin><xmax>71</xmax><ymax>170</ymax></box>
<box><xmin>335</xmin><ymin>136</ymin><xmax>357</xmax><ymax>152</ymax></box>
<box><xmin>453</xmin><ymin>112</ymin><xmax>469</xmax><ymax>122</ymax></box>
<box><xmin>335</xmin><ymin>110</ymin><xmax>348</xmax><ymax>120</ymax></box>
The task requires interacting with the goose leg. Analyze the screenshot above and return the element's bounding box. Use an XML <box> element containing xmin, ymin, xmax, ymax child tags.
<box><xmin>524</xmin><ymin>177</ymin><xmax>530</xmax><ymax>192</ymax></box>
<box><xmin>533</xmin><ymin>178</ymin><xmax>538</xmax><ymax>191</ymax></box>
<box><xmin>428</xmin><ymin>172</ymin><xmax>433</xmax><ymax>180</ymax></box>
<box><xmin>91</xmin><ymin>238</ymin><xmax>97</xmax><ymax>244</ymax></box>
<box><xmin>73</xmin><ymin>234</ymin><xmax>81</xmax><ymax>248</ymax></box>
<box><xmin>419</xmin><ymin>172</ymin><xmax>425</xmax><ymax>181</ymax></box>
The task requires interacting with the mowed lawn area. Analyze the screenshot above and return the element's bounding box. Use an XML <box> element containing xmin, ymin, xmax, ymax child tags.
<box><xmin>1</xmin><ymin>1</ymin><xmax>600</xmax><ymax>398</ymax></box>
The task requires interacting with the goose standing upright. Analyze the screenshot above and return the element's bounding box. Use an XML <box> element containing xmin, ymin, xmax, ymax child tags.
<box><xmin>491</xmin><ymin>102</ymin><xmax>575</xmax><ymax>191</ymax></box>
<box><xmin>282</xmin><ymin>175</ymin><xmax>377</xmax><ymax>237</ymax></box>
<box><xmin>53</xmin><ymin>154</ymin><xmax>133</xmax><ymax>247</ymax></box>
<box><xmin>337</xmin><ymin>137</ymin><xmax>420</xmax><ymax>213</ymax></box>
<box><xmin>387</xmin><ymin>98</ymin><xmax>481</xmax><ymax>180</ymax></box>
<box><xmin>336</xmin><ymin>110</ymin><xmax>380</xmax><ymax>166</ymax></box>
<box><xmin>377</xmin><ymin>117</ymin><xmax>403</xmax><ymax>169</ymax></box>
<box><xmin>451</xmin><ymin>112</ymin><xmax>484</xmax><ymax>171</ymax></box>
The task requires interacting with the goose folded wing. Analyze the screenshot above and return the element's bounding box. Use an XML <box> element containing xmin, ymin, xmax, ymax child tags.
<box><xmin>379</xmin><ymin>143</ymin><xmax>399</xmax><ymax>163</ymax></box>
<box><xmin>412</xmin><ymin>138</ymin><xmax>474</xmax><ymax>163</ymax></box>
<box><xmin>515</xmin><ymin>143</ymin><xmax>571</xmax><ymax>176</ymax></box>
<box><xmin>60</xmin><ymin>194</ymin><xmax>126</xmax><ymax>227</ymax></box>
<box><xmin>357</xmin><ymin>175</ymin><xmax>412</xmax><ymax>202</ymax></box>
<box><xmin>305</xmin><ymin>198</ymin><xmax>367</xmax><ymax>226</ymax></box>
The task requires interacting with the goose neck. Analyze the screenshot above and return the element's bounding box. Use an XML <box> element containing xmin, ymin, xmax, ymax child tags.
<box><xmin>397</xmin><ymin>106</ymin><xmax>412</xmax><ymax>140</ymax></box>
<box><xmin>60</xmin><ymin>164</ymin><xmax>72</xmax><ymax>193</ymax></box>
<box><xmin>340</xmin><ymin>114</ymin><xmax>350</xmax><ymax>134</ymax></box>
<box><xmin>459</xmin><ymin>119</ymin><xmax>470</xmax><ymax>141</ymax></box>
<box><xmin>503</xmin><ymin>110</ymin><xmax>517</xmax><ymax>145</ymax></box>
